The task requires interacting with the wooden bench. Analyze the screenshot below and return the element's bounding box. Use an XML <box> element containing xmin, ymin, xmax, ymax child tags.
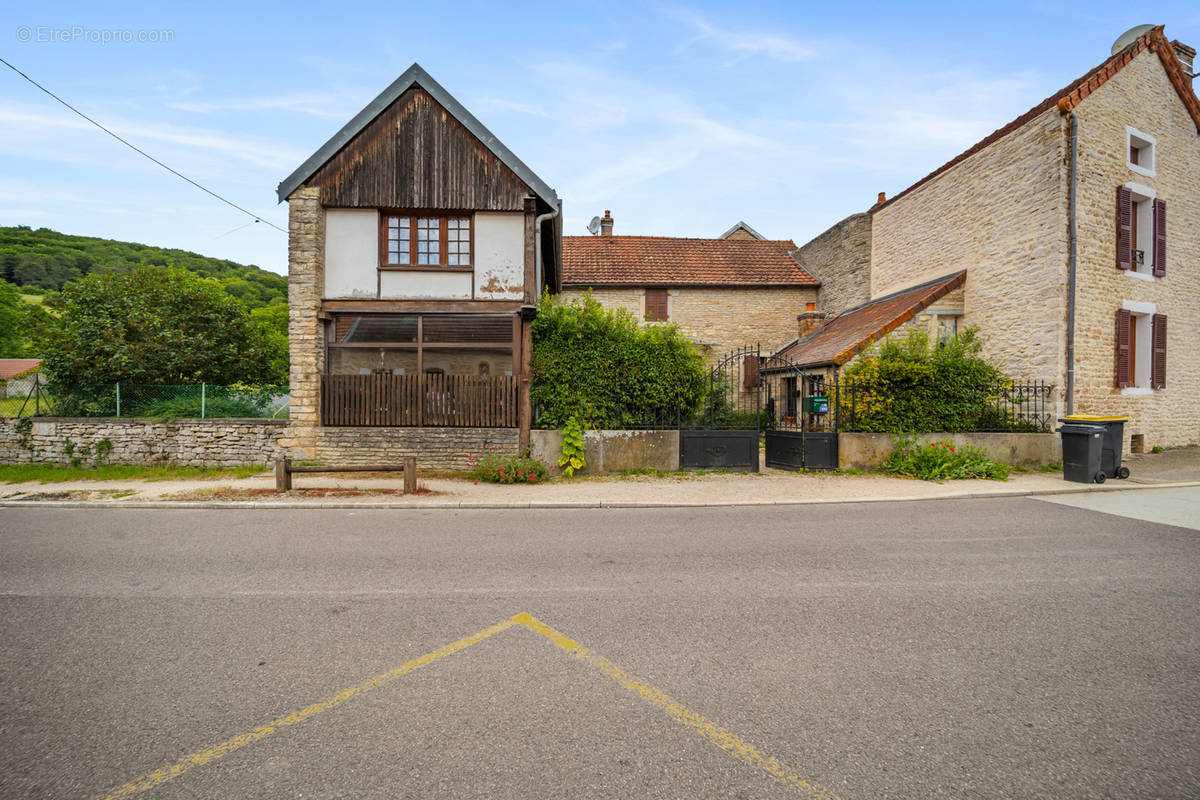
<box><xmin>274</xmin><ymin>457</ymin><xmax>417</xmax><ymax>493</ymax></box>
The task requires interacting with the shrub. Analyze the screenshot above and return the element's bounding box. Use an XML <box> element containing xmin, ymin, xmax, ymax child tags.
<box><xmin>838</xmin><ymin>328</ymin><xmax>1011</xmax><ymax>433</ymax></box>
<box><xmin>531</xmin><ymin>292</ymin><xmax>707</xmax><ymax>429</ymax></box>
<box><xmin>881</xmin><ymin>437</ymin><xmax>1009</xmax><ymax>481</ymax></box>
<box><xmin>470</xmin><ymin>452</ymin><xmax>552</xmax><ymax>484</ymax></box>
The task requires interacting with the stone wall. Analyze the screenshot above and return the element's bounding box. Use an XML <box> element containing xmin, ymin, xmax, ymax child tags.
<box><xmin>838</xmin><ymin>432</ymin><xmax>1061</xmax><ymax>471</ymax></box>
<box><xmin>869</xmin><ymin>107</ymin><xmax>1070</xmax><ymax>386</ymax></box>
<box><xmin>0</xmin><ymin>418</ymin><xmax>288</xmax><ymax>467</ymax></box>
<box><xmin>561</xmin><ymin>286</ymin><xmax>818</xmax><ymax>358</ymax></box>
<box><xmin>796</xmin><ymin>213</ymin><xmax>872</xmax><ymax>317</ymax></box>
<box><xmin>304</xmin><ymin>427</ymin><xmax>517</xmax><ymax>471</ymax></box>
<box><xmin>1069</xmin><ymin>47</ymin><xmax>1200</xmax><ymax>449</ymax></box>
<box><xmin>530</xmin><ymin>429</ymin><xmax>679</xmax><ymax>474</ymax></box>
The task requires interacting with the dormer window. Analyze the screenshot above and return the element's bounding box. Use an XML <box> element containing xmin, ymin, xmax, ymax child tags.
<box><xmin>1126</xmin><ymin>126</ymin><xmax>1156</xmax><ymax>177</ymax></box>
<box><xmin>383</xmin><ymin>213</ymin><xmax>472</xmax><ymax>268</ymax></box>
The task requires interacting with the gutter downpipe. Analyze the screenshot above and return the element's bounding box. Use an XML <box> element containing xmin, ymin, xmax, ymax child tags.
<box><xmin>534</xmin><ymin>201</ymin><xmax>560</xmax><ymax>299</ymax></box>
<box><xmin>1065</xmin><ymin>112</ymin><xmax>1078</xmax><ymax>415</ymax></box>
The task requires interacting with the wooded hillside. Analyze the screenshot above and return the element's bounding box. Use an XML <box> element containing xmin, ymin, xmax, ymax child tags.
<box><xmin>0</xmin><ymin>226</ymin><xmax>286</xmax><ymax>309</ymax></box>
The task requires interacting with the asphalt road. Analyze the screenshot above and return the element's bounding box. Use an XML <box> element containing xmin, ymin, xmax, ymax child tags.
<box><xmin>1</xmin><ymin>498</ymin><xmax>1198</xmax><ymax>799</ymax></box>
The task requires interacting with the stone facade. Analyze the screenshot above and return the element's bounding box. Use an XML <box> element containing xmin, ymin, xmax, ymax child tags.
<box><xmin>0</xmin><ymin>418</ymin><xmax>287</xmax><ymax>467</ymax></box>
<box><xmin>282</xmin><ymin>186</ymin><xmax>326</xmax><ymax>455</ymax></box>
<box><xmin>870</xmin><ymin>107</ymin><xmax>1070</xmax><ymax>387</ymax></box>
<box><xmin>798</xmin><ymin>213</ymin><xmax>872</xmax><ymax>317</ymax></box>
<box><xmin>1069</xmin><ymin>48</ymin><xmax>1200</xmax><ymax>449</ymax></box>
<box><xmin>562</xmin><ymin>286</ymin><xmax>818</xmax><ymax>358</ymax></box>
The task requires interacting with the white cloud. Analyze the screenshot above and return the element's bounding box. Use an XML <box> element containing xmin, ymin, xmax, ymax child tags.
<box><xmin>168</xmin><ymin>92</ymin><xmax>354</xmax><ymax>119</ymax></box>
<box><xmin>671</xmin><ymin>8</ymin><xmax>822</xmax><ymax>63</ymax></box>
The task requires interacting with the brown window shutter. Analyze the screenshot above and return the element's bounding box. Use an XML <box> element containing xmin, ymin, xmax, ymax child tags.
<box><xmin>644</xmin><ymin>289</ymin><xmax>668</xmax><ymax>322</ymax></box>
<box><xmin>1152</xmin><ymin>199</ymin><xmax>1166</xmax><ymax>276</ymax></box>
<box><xmin>1115</xmin><ymin>186</ymin><xmax>1133</xmax><ymax>270</ymax></box>
<box><xmin>743</xmin><ymin>356</ymin><xmax>760</xmax><ymax>389</ymax></box>
<box><xmin>1115</xmin><ymin>309</ymin><xmax>1132</xmax><ymax>388</ymax></box>
<box><xmin>1151</xmin><ymin>314</ymin><xmax>1167</xmax><ymax>389</ymax></box>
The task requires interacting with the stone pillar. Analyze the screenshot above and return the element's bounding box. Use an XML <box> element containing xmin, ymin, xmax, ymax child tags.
<box><xmin>282</xmin><ymin>187</ymin><xmax>325</xmax><ymax>457</ymax></box>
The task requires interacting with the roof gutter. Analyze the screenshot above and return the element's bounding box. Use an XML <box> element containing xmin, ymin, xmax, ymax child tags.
<box><xmin>1065</xmin><ymin>111</ymin><xmax>1078</xmax><ymax>415</ymax></box>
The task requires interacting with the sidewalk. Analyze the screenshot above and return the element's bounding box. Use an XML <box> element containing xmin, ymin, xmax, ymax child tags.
<box><xmin>3</xmin><ymin>446</ymin><xmax>1198</xmax><ymax>509</ymax></box>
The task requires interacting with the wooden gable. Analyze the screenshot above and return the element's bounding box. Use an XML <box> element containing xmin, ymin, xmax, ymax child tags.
<box><xmin>303</xmin><ymin>87</ymin><xmax>534</xmax><ymax>211</ymax></box>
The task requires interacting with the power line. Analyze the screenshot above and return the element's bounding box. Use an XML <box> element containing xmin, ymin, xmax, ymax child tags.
<box><xmin>0</xmin><ymin>56</ymin><xmax>286</xmax><ymax>234</ymax></box>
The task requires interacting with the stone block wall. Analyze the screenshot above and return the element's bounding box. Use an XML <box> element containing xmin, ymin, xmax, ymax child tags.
<box><xmin>869</xmin><ymin>106</ymin><xmax>1070</xmax><ymax>387</ymax></box>
<box><xmin>1069</xmin><ymin>48</ymin><xmax>1200</xmax><ymax>449</ymax></box>
<box><xmin>530</xmin><ymin>429</ymin><xmax>679</xmax><ymax>474</ymax></box>
<box><xmin>304</xmin><ymin>427</ymin><xmax>517</xmax><ymax>471</ymax></box>
<box><xmin>562</xmin><ymin>286</ymin><xmax>818</xmax><ymax>358</ymax></box>
<box><xmin>0</xmin><ymin>418</ymin><xmax>288</xmax><ymax>467</ymax></box>
<box><xmin>838</xmin><ymin>432</ymin><xmax>1061</xmax><ymax>471</ymax></box>
<box><xmin>281</xmin><ymin>186</ymin><xmax>327</xmax><ymax>457</ymax></box>
<box><xmin>796</xmin><ymin>212</ymin><xmax>872</xmax><ymax>317</ymax></box>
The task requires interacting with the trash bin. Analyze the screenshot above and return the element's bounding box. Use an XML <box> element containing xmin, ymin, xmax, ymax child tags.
<box><xmin>1060</xmin><ymin>415</ymin><xmax>1130</xmax><ymax>480</ymax></box>
<box><xmin>1058</xmin><ymin>423</ymin><xmax>1107</xmax><ymax>483</ymax></box>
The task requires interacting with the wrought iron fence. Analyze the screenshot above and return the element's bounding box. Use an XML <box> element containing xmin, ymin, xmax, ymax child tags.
<box><xmin>819</xmin><ymin>378</ymin><xmax>1055</xmax><ymax>433</ymax></box>
<box><xmin>6</xmin><ymin>383</ymin><xmax>290</xmax><ymax>419</ymax></box>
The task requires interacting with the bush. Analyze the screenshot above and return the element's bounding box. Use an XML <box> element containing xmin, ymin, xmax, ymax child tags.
<box><xmin>881</xmin><ymin>437</ymin><xmax>1009</xmax><ymax>481</ymax></box>
<box><xmin>470</xmin><ymin>452</ymin><xmax>552</xmax><ymax>484</ymax></box>
<box><xmin>839</xmin><ymin>328</ymin><xmax>1011</xmax><ymax>433</ymax></box>
<box><xmin>531</xmin><ymin>292</ymin><xmax>707</xmax><ymax>429</ymax></box>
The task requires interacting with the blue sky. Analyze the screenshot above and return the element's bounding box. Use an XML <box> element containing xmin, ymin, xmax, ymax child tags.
<box><xmin>3</xmin><ymin>2</ymin><xmax>1198</xmax><ymax>275</ymax></box>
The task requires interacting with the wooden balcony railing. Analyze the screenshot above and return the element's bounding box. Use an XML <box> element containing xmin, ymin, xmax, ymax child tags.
<box><xmin>321</xmin><ymin>373</ymin><xmax>517</xmax><ymax>428</ymax></box>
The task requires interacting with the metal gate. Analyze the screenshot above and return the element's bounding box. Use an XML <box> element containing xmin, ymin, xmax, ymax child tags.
<box><xmin>678</xmin><ymin>345</ymin><xmax>761</xmax><ymax>471</ymax></box>
<box><xmin>759</xmin><ymin>354</ymin><xmax>839</xmax><ymax>470</ymax></box>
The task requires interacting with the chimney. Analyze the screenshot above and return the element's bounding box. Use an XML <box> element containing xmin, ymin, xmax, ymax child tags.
<box><xmin>600</xmin><ymin>210</ymin><xmax>613</xmax><ymax>236</ymax></box>
<box><xmin>877</xmin><ymin>191</ymin><xmax>886</xmax><ymax>204</ymax></box>
<box><xmin>1172</xmin><ymin>40</ymin><xmax>1196</xmax><ymax>84</ymax></box>
<box><xmin>797</xmin><ymin>309</ymin><xmax>826</xmax><ymax>340</ymax></box>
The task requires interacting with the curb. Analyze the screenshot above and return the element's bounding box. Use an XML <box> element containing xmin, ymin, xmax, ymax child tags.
<box><xmin>2</xmin><ymin>480</ymin><xmax>1197</xmax><ymax>511</ymax></box>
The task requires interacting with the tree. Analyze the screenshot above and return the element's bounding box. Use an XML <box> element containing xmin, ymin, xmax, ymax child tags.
<box><xmin>250</xmin><ymin>303</ymin><xmax>290</xmax><ymax>384</ymax></box>
<box><xmin>0</xmin><ymin>279</ymin><xmax>51</xmax><ymax>358</ymax></box>
<box><xmin>42</xmin><ymin>266</ymin><xmax>282</xmax><ymax>390</ymax></box>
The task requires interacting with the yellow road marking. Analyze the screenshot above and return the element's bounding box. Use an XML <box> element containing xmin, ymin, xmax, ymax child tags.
<box><xmin>95</xmin><ymin>616</ymin><xmax>517</xmax><ymax>800</ymax></box>
<box><xmin>98</xmin><ymin>612</ymin><xmax>840</xmax><ymax>800</ymax></box>
<box><xmin>511</xmin><ymin>613</ymin><xmax>840</xmax><ymax>799</ymax></box>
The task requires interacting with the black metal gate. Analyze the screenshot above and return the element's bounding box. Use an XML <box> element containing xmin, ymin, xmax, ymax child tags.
<box><xmin>678</xmin><ymin>345</ymin><xmax>761</xmax><ymax>471</ymax></box>
<box><xmin>759</xmin><ymin>354</ymin><xmax>839</xmax><ymax>470</ymax></box>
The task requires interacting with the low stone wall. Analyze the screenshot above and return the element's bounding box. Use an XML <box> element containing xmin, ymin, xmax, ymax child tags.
<box><xmin>0</xmin><ymin>417</ymin><xmax>288</xmax><ymax>467</ymax></box>
<box><xmin>838</xmin><ymin>432</ymin><xmax>1061</xmax><ymax>471</ymax></box>
<box><xmin>530</xmin><ymin>429</ymin><xmax>680</xmax><ymax>474</ymax></box>
<box><xmin>291</xmin><ymin>427</ymin><xmax>519</xmax><ymax>471</ymax></box>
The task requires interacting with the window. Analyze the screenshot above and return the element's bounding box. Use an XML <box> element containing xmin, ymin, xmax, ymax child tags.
<box><xmin>644</xmin><ymin>288</ymin><xmax>669</xmax><ymax>322</ymax></box>
<box><xmin>936</xmin><ymin>314</ymin><xmax>960</xmax><ymax>343</ymax></box>
<box><xmin>383</xmin><ymin>214</ymin><xmax>472</xmax><ymax>268</ymax></box>
<box><xmin>1125</xmin><ymin>126</ymin><xmax>1156</xmax><ymax>177</ymax></box>
<box><xmin>1115</xmin><ymin>305</ymin><xmax>1166</xmax><ymax>392</ymax></box>
<box><xmin>1116</xmin><ymin>185</ymin><xmax>1165</xmax><ymax>278</ymax></box>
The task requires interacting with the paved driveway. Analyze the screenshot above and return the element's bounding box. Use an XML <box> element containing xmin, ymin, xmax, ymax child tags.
<box><xmin>1</xmin><ymin>500</ymin><xmax>1197</xmax><ymax>799</ymax></box>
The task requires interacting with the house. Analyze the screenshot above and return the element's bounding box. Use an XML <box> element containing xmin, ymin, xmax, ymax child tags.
<box><xmin>783</xmin><ymin>25</ymin><xmax>1199</xmax><ymax>451</ymax></box>
<box><xmin>275</xmin><ymin>63</ymin><xmax>562</xmax><ymax>467</ymax></box>
<box><xmin>561</xmin><ymin>211</ymin><xmax>820</xmax><ymax>358</ymax></box>
<box><xmin>0</xmin><ymin>359</ymin><xmax>42</xmax><ymax>399</ymax></box>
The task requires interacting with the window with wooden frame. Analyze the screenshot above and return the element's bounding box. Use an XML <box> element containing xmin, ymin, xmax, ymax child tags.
<box><xmin>382</xmin><ymin>213</ymin><xmax>472</xmax><ymax>269</ymax></box>
<box><xmin>1115</xmin><ymin>307</ymin><xmax>1166</xmax><ymax>390</ymax></box>
<box><xmin>1116</xmin><ymin>186</ymin><xmax>1165</xmax><ymax>277</ymax></box>
<box><xmin>644</xmin><ymin>288</ymin><xmax>669</xmax><ymax>322</ymax></box>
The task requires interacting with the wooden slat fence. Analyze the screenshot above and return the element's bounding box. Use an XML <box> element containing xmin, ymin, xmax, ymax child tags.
<box><xmin>321</xmin><ymin>374</ymin><xmax>516</xmax><ymax>427</ymax></box>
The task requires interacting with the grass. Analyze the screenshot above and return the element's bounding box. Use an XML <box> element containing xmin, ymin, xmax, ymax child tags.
<box><xmin>0</xmin><ymin>397</ymin><xmax>41</xmax><ymax>417</ymax></box>
<box><xmin>1037</xmin><ymin>462</ymin><xmax>1063</xmax><ymax>473</ymax></box>
<box><xmin>0</xmin><ymin>463</ymin><xmax>267</xmax><ymax>484</ymax></box>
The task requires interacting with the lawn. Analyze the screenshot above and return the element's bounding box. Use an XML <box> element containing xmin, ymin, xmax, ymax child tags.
<box><xmin>0</xmin><ymin>463</ymin><xmax>267</xmax><ymax>484</ymax></box>
<box><xmin>0</xmin><ymin>396</ymin><xmax>42</xmax><ymax>417</ymax></box>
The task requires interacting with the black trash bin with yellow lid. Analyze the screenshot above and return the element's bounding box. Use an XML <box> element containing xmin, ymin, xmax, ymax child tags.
<box><xmin>1058</xmin><ymin>415</ymin><xmax>1130</xmax><ymax>483</ymax></box>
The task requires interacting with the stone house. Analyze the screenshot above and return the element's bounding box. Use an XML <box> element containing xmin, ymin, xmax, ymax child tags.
<box><xmin>561</xmin><ymin>211</ymin><xmax>820</xmax><ymax>359</ymax></box>
<box><xmin>787</xmin><ymin>26</ymin><xmax>1199</xmax><ymax>451</ymax></box>
<box><xmin>275</xmin><ymin>63</ymin><xmax>562</xmax><ymax>467</ymax></box>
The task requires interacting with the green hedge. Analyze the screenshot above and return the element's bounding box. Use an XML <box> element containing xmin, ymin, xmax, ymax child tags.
<box><xmin>531</xmin><ymin>292</ymin><xmax>707</xmax><ymax>429</ymax></box>
<box><xmin>838</xmin><ymin>328</ymin><xmax>1008</xmax><ymax>433</ymax></box>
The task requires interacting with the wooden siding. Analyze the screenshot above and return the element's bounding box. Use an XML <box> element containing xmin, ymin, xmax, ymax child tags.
<box><xmin>304</xmin><ymin>87</ymin><xmax>533</xmax><ymax>211</ymax></box>
<box><xmin>321</xmin><ymin>373</ymin><xmax>517</xmax><ymax>427</ymax></box>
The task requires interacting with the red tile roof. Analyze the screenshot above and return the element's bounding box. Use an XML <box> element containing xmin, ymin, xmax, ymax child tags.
<box><xmin>872</xmin><ymin>26</ymin><xmax>1200</xmax><ymax>214</ymax></box>
<box><xmin>562</xmin><ymin>235</ymin><xmax>818</xmax><ymax>287</ymax></box>
<box><xmin>771</xmin><ymin>272</ymin><xmax>966</xmax><ymax>368</ymax></box>
<box><xmin>0</xmin><ymin>359</ymin><xmax>41</xmax><ymax>381</ymax></box>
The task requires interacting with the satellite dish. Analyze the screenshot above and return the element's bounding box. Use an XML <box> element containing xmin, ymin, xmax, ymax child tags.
<box><xmin>587</xmin><ymin>216</ymin><xmax>602</xmax><ymax>235</ymax></box>
<box><xmin>1111</xmin><ymin>24</ymin><xmax>1155</xmax><ymax>55</ymax></box>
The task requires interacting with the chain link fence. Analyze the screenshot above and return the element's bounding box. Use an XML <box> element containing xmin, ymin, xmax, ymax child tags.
<box><xmin>6</xmin><ymin>383</ymin><xmax>290</xmax><ymax>419</ymax></box>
